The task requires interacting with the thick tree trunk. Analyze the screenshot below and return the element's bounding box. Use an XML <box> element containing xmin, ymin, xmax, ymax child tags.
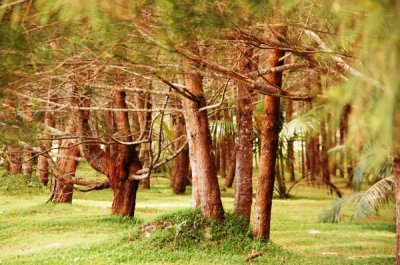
<box><xmin>111</xmin><ymin>89</ymin><xmax>143</xmax><ymax>215</ymax></box>
<box><xmin>6</xmin><ymin>146</ymin><xmax>21</xmax><ymax>175</ymax></box>
<box><xmin>234</xmin><ymin>45</ymin><xmax>254</xmax><ymax>221</ymax></box>
<box><xmin>51</xmin><ymin>123</ymin><xmax>79</xmax><ymax>203</ymax></box>
<box><xmin>171</xmin><ymin>113</ymin><xmax>189</xmax><ymax>194</ymax></box>
<box><xmin>73</xmin><ymin>87</ymin><xmax>142</xmax><ymax>217</ymax></box>
<box><xmin>182</xmin><ymin>55</ymin><xmax>224</xmax><ymax>221</ymax></box>
<box><xmin>37</xmin><ymin>104</ymin><xmax>55</xmax><ymax>185</ymax></box>
<box><xmin>253</xmin><ymin>48</ymin><xmax>284</xmax><ymax>239</ymax></box>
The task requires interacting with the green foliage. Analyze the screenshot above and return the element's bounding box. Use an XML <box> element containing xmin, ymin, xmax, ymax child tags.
<box><xmin>0</xmin><ymin>25</ymin><xmax>30</xmax><ymax>86</ymax></box>
<box><xmin>155</xmin><ymin>0</ymin><xmax>269</xmax><ymax>42</ymax></box>
<box><xmin>136</xmin><ymin>208</ymin><xmax>255</xmax><ymax>252</ymax></box>
<box><xmin>318</xmin><ymin>176</ymin><xmax>395</xmax><ymax>223</ymax></box>
<box><xmin>0</xmin><ymin>172</ymin><xmax>48</xmax><ymax>196</ymax></box>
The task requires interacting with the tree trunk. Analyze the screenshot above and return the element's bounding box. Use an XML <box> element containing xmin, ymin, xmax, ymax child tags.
<box><xmin>285</xmin><ymin>100</ymin><xmax>295</xmax><ymax>182</ymax></box>
<box><xmin>234</xmin><ymin>44</ymin><xmax>254</xmax><ymax>221</ymax></box>
<box><xmin>182</xmin><ymin>54</ymin><xmax>224</xmax><ymax>221</ymax></box>
<box><xmin>135</xmin><ymin>87</ymin><xmax>152</xmax><ymax>189</ymax></box>
<box><xmin>253</xmin><ymin>48</ymin><xmax>284</xmax><ymax>239</ymax></box>
<box><xmin>6</xmin><ymin>145</ymin><xmax>21</xmax><ymax>175</ymax></box>
<box><xmin>171</xmin><ymin>113</ymin><xmax>189</xmax><ymax>194</ymax></box>
<box><xmin>73</xmin><ymin>87</ymin><xmax>142</xmax><ymax>217</ymax></box>
<box><xmin>21</xmin><ymin>144</ymin><xmax>33</xmax><ymax>175</ymax></box>
<box><xmin>51</xmin><ymin>125</ymin><xmax>80</xmax><ymax>203</ymax></box>
<box><xmin>224</xmin><ymin>119</ymin><xmax>236</xmax><ymax>188</ymax></box>
<box><xmin>37</xmin><ymin>101</ymin><xmax>56</xmax><ymax>185</ymax></box>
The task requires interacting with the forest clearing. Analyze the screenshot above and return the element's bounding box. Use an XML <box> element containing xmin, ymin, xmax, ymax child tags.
<box><xmin>0</xmin><ymin>167</ymin><xmax>395</xmax><ymax>264</ymax></box>
<box><xmin>0</xmin><ymin>1</ymin><xmax>399</xmax><ymax>264</ymax></box>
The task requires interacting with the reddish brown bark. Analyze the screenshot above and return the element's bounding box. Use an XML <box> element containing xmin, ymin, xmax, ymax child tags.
<box><xmin>182</xmin><ymin>54</ymin><xmax>224</xmax><ymax>221</ymax></box>
<box><xmin>224</xmin><ymin>111</ymin><xmax>236</xmax><ymax>189</ymax></box>
<box><xmin>171</xmin><ymin>113</ymin><xmax>189</xmax><ymax>194</ymax></box>
<box><xmin>253</xmin><ymin>48</ymin><xmax>284</xmax><ymax>239</ymax></box>
<box><xmin>6</xmin><ymin>145</ymin><xmax>21</xmax><ymax>175</ymax></box>
<box><xmin>234</xmin><ymin>45</ymin><xmax>254</xmax><ymax>221</ymax></box>
<box><xmin>37</xmin><ymin>103</ymin><xmax>56</xmax><ymax>185</ymax></box>
<box><xmin>51</xmin><ymin>123</ymin><xmax>79</xmax><ymax>203</ymax></box>
<box><xmin>73</xmin><ymin>88</ymin><xmax>142</xmax><ymax>217</ymax></box>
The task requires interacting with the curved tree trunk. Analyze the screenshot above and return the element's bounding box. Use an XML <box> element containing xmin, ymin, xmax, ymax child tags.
<box><xmin>253</xmin><ymin>47</ymin><xmax>284</xmax><ymax>239</ymax></box>
<box><xmin>182</xmin><ymin>54</ymin><xmax>224</xmax><ymax>221</ymax></box>
<box><xmin>171</xmin><ymin>113</ymin><xmax>189</xmax><ymax>194</ymax></box>
<box><xmin>224</xmin><ymin>124</ymin><xmax>236</xmax><ymax>188</ymax></box>
<box><xmin>234</xmin><ymin>45</ymin><xmax>254</xmax><ymax>221</ymax></box>
<box><xmin>73</xmin><ymin>87</ymin><xmax>142</xmax><ymax>217</ymax></box>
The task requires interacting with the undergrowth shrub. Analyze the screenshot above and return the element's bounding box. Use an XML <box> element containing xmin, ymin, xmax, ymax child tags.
<box><xmin>0</xmin><ymin>172</ymin><xmax>48</xmax><ymax>195</ymax></box>
<box><xmin>133</xmin><ymin>208</ymin><xmax>277</xmax><ymax>256</ymax></box>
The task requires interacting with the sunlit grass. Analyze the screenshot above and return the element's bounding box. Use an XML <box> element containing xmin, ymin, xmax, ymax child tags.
<box><xmin>0</xmin><ymin>167</ymin><xmax>395</xmax><ymax>264</ymax></box>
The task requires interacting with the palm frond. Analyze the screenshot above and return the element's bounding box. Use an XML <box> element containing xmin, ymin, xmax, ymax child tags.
<box><xmin>209</xmin><ymin>120</ymin><xmax>235</xmax><ymax>142</ymax></box>
<box><xmin>280</xmin><ymin>107</ymin><xmax>322</xmax><ymax>140</ymax></box>
<box><xmin>353</xmin><ymin>176</ymin><xmax>395</xmax><ymax>220</ymax></box>
<box><xmin>318</xmin><ymin>176</ymin><xmax>394</xmax><ymax>223</ymax></box>
<box><xmin>318</xmin><ymin>194</ymin><xmax>362</xmax><ymax>223</ymax></box>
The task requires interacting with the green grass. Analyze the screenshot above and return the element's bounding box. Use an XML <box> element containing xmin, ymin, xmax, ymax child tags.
<box><xmin>0</xmin><ymin>167</ymin><xmax>395</xmax><ymax>264</ymax></box>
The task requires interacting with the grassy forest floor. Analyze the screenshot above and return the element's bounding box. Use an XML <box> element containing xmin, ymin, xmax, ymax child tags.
<box><xmin>0</xmin><ymin>163</ymin><xmax>396</xmax><ymax>265</ymax></box>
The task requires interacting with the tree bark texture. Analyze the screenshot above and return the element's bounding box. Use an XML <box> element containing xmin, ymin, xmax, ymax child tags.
<box><xmin>73</xmin><ymin>87</ymin><xmax>142</xmax><ymax>217</ymax></box>
<box><xmin>253</xmin><ymin>48</ymin><xmax>284</xmax><ymax>239</ymax></box>
<box><xmin>51</xmin><ymin>123</ymin><xmax>79</xmax><ymax>203</ymax></box>
<box><xmin>171</xmin><ymin>113</ymin><xmax>189</xmax><ymax>194</ymax></box>
<box><xmin>182</xmin><ymin>55</ymin><xmax>224</xmax><ymax>221</ymax></box>
<box><xmin>224</xmin><ymin>112</ymin><xmax>236</xmax><ymax>189</ymax></box>
<box><xmin>37</xmin><ymin>102</ymin><xmax>56</xmax><ymax>185</ymax></box>
<box><xmin>6</xmin><ymin>145</ymin><xmax>22</xmax><ymax>175</ymax></box>
<box><xmin>234</xmin><ymin>45</ymin><xmax>254</xmax><ymax>221</ymax></box>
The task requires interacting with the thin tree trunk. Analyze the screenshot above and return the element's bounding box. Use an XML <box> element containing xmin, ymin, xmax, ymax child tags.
<box><xmin>21</xmin><ymin>144</ymin><xmax>33</xmax><ymax>175</ymax></box>
<box><xmin>234</xmin><ymin>44</ymin><xmax>254</xmax><ymax>221</ymax></box>
<box><xmin>253</xmin><ymin>48</ymin><xmax>284</xmax><ymax>239</ymax></box>
<box><xmin>171</xmin><ymin>113</ymin><xmax>189</xmax><ymax>194</ymax></box>
<box><xmin>135</xmin><ymin>86</ymin><xmax>152</xmax><ymax>189</ymax></box>
<box><xmin>285</xmin><ymin>100</ymin><xmax>295</xmax><ymax>181</ymax></box>
<box><xmin>224</xmin><ymin>110</ymin><xmax>236</xmax><ymax>189</ymax></box>
<box><xmin>182</xmin><ymin>54</ymin><xmax>224</xmax><ymax>221</ymax></box>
